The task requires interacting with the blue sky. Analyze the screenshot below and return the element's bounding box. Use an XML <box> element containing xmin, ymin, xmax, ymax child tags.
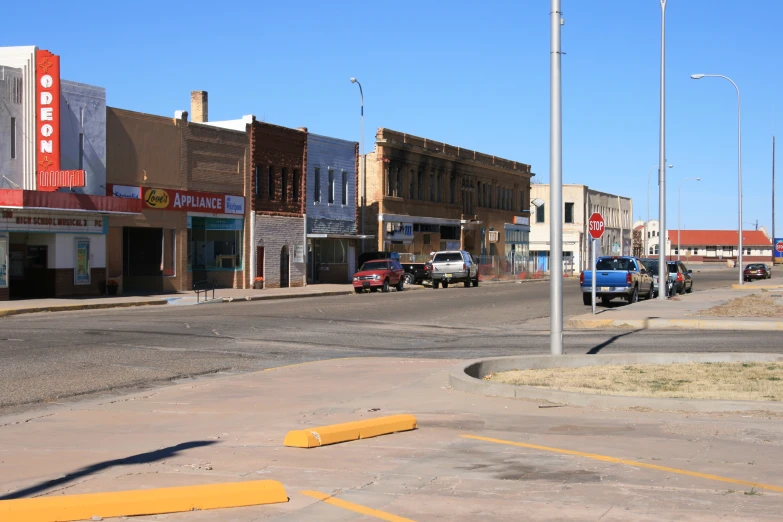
<box><xmin>5</xmin><ymin>0</ymin><xmax>781</xmax><ymax>235</ymax></box>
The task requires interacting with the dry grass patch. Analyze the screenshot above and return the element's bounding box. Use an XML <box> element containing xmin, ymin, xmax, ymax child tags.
<box><xmin>487</xmin><ymin>362</ymin><xmax>783</xmax><ymax>401</ymax></box>
<box><xmin>698</xmin><ymin>292</ymin><xmax>783</xmax><ymax>318</ymax></box>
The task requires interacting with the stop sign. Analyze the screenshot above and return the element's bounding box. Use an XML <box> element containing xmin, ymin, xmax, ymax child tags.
<box><xmin>776</xmin><ymin>241</ymin><xmax>783</xmax><ymax>254</ymax></box>
<box><xmin>588</xmin><ymin>212</ymin><xmax>605</xmax><ymax>240</ymax></box>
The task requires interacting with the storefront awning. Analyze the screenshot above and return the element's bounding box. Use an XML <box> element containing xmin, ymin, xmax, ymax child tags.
<box><xmin>0</xmin><ymin>189</ymin><xmax>142</xmax><ymax>214</ymax></box>
<box><xmin>307</xmin><ymin>233</ymin><xmax>375</xmax><ymax>239</ymax></box>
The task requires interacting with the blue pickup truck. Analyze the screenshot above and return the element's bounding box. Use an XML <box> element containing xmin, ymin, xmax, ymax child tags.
<box><xmin>580</xmin><ymin>256</ymin><xmax>654</xmax><ymax>306</ymax></box>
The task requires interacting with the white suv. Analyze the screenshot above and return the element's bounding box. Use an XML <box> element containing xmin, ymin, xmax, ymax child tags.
<box><xmin>430</xmin><ymin>250</ymin><xmax>479</xmax><ymax>289</ymax></box>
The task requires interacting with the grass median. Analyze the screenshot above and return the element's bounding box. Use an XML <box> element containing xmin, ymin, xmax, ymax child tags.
<box><xmin>486</xmin><ymin>362</ymin><xmax>783</xmax><ymax>401</ymax></box>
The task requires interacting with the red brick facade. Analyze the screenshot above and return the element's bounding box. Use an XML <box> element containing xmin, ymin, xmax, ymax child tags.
<box><xmin>54</xmin><ymin>268</ymin><xmax>107</xmax><ymax>297</ymax></box>
<box><xmin>249</xmin><ymin>121</ymin><xmax>307</xmax><ymax>217</ymax></box>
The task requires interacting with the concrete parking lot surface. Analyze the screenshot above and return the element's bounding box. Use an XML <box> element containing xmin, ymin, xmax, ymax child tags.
<box><xmin>1</xmin><ymin>357</ymin><xmax>782</xmax><ymax>521</ymax></box>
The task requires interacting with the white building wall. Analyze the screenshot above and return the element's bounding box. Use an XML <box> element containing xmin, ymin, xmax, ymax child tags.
<box><xmin>0</xmin><ymin>46</ymin><xmax>36</xmax><ymax>189</ymax></box>
<box><xmin>54</xmin><ymin>234</ymin><xmax>106</xmax><ymax>269</ymax></box>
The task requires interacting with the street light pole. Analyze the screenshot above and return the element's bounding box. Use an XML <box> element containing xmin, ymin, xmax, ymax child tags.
<box><xmin>691</xmin><ymin>73</ymin><xmax>742</xmax><ymax>283</ymax></box>
<box><xmin>657</xmin><ymin>0</ymin><xmax>668</xmax><ymax>300</ymax></box>
<box><xmin>647</xmin><ymin>164</ymin><xmax>672</xmax><ymax>257</ymax></box>
<box><xmin>549</xmin><ymin>0</ymin><xmax>564</xmax><ymax>356</ymax></box>
<box><xmin>678</xmin><ymin>177</ymin><xmax>701</xmax><ymax>260</ymax></box>
<box><xmin>350</xmin><ymin>78</ymin><xmax>365</xmax><ymax>252</ymax></box>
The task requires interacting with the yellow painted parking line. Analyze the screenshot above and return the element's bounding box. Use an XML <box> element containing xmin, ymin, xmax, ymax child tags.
<box><xmin>0</xmin><ymin>480</ymin><xmax>288</xmax><ymax>522</ymax></box>
<box><xmin>462</xmin><ymin>435</ymin><xmax>783</xmax><ymax>493</ymax></box>
<box><xmin>301</xmin><ymin>490</ymin><xmax>415</xmax><ymax>522</ymax></box>
<box><xmin>285</xmin><ymin>414</ymin><xmax>417</xmax><ymax>448</ymax></box>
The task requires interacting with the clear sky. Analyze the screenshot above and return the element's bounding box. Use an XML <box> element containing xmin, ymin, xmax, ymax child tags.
<box><xmin>5</xmin><ymin>0</ymin><xmax>781</xmax><ymax>235</ymax></box>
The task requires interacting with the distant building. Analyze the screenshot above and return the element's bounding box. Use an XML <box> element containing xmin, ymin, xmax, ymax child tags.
<box><xmin>364</xmin><ymin>128</ymin><xmax>533</xmax><ymax>269</ymax></box>
<box><xmin>632</xmin><ymin>220</ymin><xmax>774</xmax><ymax>263</ymax></box>
<box><xmin>529</xmin><ymin>185</ymin><xmax>633</xmax><ymax>273</ymax></box>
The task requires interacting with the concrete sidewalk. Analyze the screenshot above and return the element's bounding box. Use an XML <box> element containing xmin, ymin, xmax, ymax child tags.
<box><xmin>569</xmin><ymin>285</ymin><xmax>783</xmax><ymax>330</ymax></box>
<box><xmin>1</xmin><ymin>357</ymin><xmax>782</xmax><ymax>521</ymax></box>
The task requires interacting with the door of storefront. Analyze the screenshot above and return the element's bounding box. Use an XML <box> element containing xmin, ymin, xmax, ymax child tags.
<box><xmin>123</xmin><ymin>227</ymin><xmax>164</xmax><ymax>293</ymax></box>
<box><xmin>8</xmin><ymin>235</ymin><xmax>55</xmax><ymax>299</ymax></box>
<box><xmin>280</xmin><ymin>246</ymin><xmax>290</xmax><ymax>288</ymax></box>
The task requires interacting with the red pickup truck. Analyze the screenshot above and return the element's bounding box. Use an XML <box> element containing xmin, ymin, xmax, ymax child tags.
<box><xmin>352</xmin><ymin>259</ymin><xmax>405</xmax><ymax>293</ymax></box>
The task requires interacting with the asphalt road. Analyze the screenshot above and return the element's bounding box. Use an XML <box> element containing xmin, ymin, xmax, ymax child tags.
<box><xmin>1</xmin><ymin>266</ymin><xmax>780</xmax><ymax>414</ymax></box>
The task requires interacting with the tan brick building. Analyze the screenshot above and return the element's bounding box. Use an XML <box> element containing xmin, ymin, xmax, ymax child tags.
<box><xmin>105</xmin><ymin>93</ymin><xmax>250</xmax><ymax>294</ymax></box>
<box><xmin>364</xmin><ymin>129</ymin><xmax>533</xmax><ymax>267</ymax></box>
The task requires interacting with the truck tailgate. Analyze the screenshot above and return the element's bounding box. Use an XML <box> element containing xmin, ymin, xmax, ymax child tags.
<box><xmin>583</xmin><ymin>271</ymin><xmax>629</xmax><ymax>288</ymax></box>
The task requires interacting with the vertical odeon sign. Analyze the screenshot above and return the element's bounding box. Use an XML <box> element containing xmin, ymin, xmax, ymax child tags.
<box><xmin>37</xmin><ymin>50</ymin><xmax>61</xmax><ymax>183</ymax></box>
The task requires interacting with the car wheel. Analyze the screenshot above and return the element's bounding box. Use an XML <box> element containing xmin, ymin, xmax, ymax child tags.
<box><xmin>686</xmin><ymin>281</ymin><xmax>693</xmax><ymax>294</ymax></box>
<box><xmin>370</xmin><ymin>287</ymin><xmax>378</xmax><ymax>293</ymax></box>
<box><xmin>382</xmin><ymin>279</ymin><xmax>390</xmax><ymax>293</ymax></box>
<box><xmin>354</xmin><ymin>288</ymin><xmax>363</xmax><ymax>294</ymax></box>
<box><xmin>432</xmin><ymin>281</ymin><xmax>440</xmax><ymax>289</ymax></box>
<box><xmin>626</xmin><ymin>287</ymin><xmax>638</xmax><ymax>304</ymax></box>
<box><xmin>583</xmin><ymin>293</ymin><xmax>591</xmax><ymax>306</ymax></box>
<box><xmin>472</xmin><ymin>277</ymin><xmax>479</xmax><ymax>287</ymax></box>
<box><xmin>396</xmin><ymin>278</ymin><xmax>404</xmax><ymax>291</ymax></box>
<box><xmin>678</xmin><ymin>284</ymin><xmax>685</xmax><ymax>295</ymax></box>
<box><xmin>442</xmin><ymin>281</ymin><xmax>449</xmax><ymax>289</ymax></box>
<box><xmin>403</xmin><ymin>273</ymin><xmax>415</xmax><ymax>285</ymax></box>
<box><xmin>645</xmin><ymin>284</ymin><xmax>653</xmax><ymax>300</ymax></box>
<box><xmin>463</xmin><ymin>279</ymin><xmax>470</xmax><ymax>288</ymax></box>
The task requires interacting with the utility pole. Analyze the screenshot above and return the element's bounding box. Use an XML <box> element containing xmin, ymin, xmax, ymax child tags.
<box><xmin>549</xmin><ymin>0</ymin><xmax>563</xmax><ymax>355</ymax></box>
<box><xmin>773</xmin><ymin>134</ymin><xmax>776</xmax><ymax>273</ymax></box>
<box><xmin>657</xmin><ymin>0</ymin><xmax>668</xmax><ymax>299</ymax></box>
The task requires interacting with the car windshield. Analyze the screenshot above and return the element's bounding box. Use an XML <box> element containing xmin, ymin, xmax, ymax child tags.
<box><xmin>360</xmin><ymin>261</ymin><xmax>388</xmax><ymax>271</ymax></box>
<box><xmin>643</xmin><ymin>261</ymin><xmax>659</xmax><ymax>273</ymax></box>
<box><xmin>596</xmin><ymin>258</ymin><xmax>635</xmax><ymax>271</ymax></box>
<box><xmin>433</xmin><ymin>253</ymin><xmax>463</xmax><ymax>263</ymax></box>
<box><xmin>747</xmin><ymin>264</ymin><xmax>764</xmax><ymax>270</ymax></box>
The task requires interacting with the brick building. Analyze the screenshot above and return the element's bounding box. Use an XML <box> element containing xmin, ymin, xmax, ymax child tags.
<box><xmin>248</xmin><ymin>121</ymin><xmax>307</xmax><ymax>288</ymax></box>
<box><xmin>364</xmin><ymin>129</ymin><xmax>533</xmax><ymax>266</ymax></box>
<box><xmin>105</xmin><ymin>91</ymin><xmax>249</xmax><ymax>294</ymax></box>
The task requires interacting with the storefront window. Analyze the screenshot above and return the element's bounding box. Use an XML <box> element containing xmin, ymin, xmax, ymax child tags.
<box><xmin>187</xmin><ymin>217</ymin><xmax>243</xmax><ymax>271</ymax></box>
<box><xmin>0</xmin><ymin>236</ymin><xmax>8</xmax><ymax>288</ymax></box>
<box><xmin>163</xmin><ymin>229</ymin><xmax>176</xmax><ymax>276</ymax></box>
<box><xmin>322</xmin><ymin>239</ymin><xmax>347</xmax><ymax>263</ymax></box>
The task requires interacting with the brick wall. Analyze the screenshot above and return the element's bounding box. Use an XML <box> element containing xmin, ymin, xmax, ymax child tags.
<box><xmin>255</xmin><ymin>215</ymin><xmax>305</xmax><ymax>288</ymax></box>
<box><xmin>0</xmin><ymin>287</ymin><xmax>8</xmax><ymax>301</ymax></box>
<box><xmin>250</xmin><ymin>121</ymin><xmax>307</xmax><ymax>216</ymax></box>
<box><xmin>55</xmin><ymin>268</ymin><xmax>106</xmax><ymax>297</ymax></box>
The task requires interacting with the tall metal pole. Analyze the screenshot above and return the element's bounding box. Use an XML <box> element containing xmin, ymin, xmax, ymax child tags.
<box><xmin>350</xmin><ymin>78</ymin><xmax>365</xmax><ymax>252</ymax></box>
<box><xmin>773</xmin><ymin>134</ymin><xmax>776</xmax><ymax>274</ymax></box>
<box><xmin>591</xmin><ymin>238</ymin><xmax>597</xmax><ymax>315</ymax></box>
<box><xmin>657</xmin><ymin>0</ymin><xmax>668</xmax><ymax>300</ymax></box>
<box><xmin>549</xmin><ymin>0</ymin><xmax>563</xmax><ymax>355</ymax></box>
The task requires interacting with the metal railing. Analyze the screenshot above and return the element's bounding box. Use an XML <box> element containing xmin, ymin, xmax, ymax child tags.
<box><xmin>193</xmin><ymin>279</ymin><xmax>217</xmax><ymax>303</ymax></box>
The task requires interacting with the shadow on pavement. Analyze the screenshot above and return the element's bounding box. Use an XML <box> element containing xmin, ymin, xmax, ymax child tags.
<box><xmin>0</xmin><ymin>440</ymin><xmax>217</xmax><ymax>500</ymax></box>
<box><xmin>586</xmin><ymin>330</ymin><xmax>641</xmax><ymax>355</ymax></box>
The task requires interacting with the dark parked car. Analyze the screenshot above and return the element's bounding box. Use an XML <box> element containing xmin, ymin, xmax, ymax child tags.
<box><xmin>401</xmin><ymin>263</ymin><xmax>430</xmax><ymax>285</ymax></box>
<box><xmin>639</xmin><ymin>259</ymin><xmax>674</xmax><ymax>298</ymax></box>
<box><xmin>352</xmin><ymin>259</ymin><xmax>405</xmax><ymax>293</ymax></box>
<box><xmin>668</xmin><ymin>260</ymin><xmax>693</xmax><ymax>294</ymax></box>
<box><xmin>744</xmin><ymin>263</ymin><xmax>771</xmax><ymax>281</ymax></box>
<box><xmin>357</xmin><ymin>251</ymin><xmax>400</xmax><ymax>269</ymax></box>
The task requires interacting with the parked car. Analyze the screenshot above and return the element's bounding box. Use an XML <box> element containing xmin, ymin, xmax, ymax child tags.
<box><xmin>400</xmin><ymin>263</ymin><xmax>430</xmax><ymax>285</ymax></box>
<box><xmin>668</xmin><ymin>260</ymin><xmax>693</xmax><ymax>294</ymax></box>
<box><xmin>357</xmin><ymin>251</ymin><xmax>400</xmax><ymax>269</ymax></box>
<box><xmin>429</xmin><ymin>250</ymin><xmax>479</xmax><ymax>289</ymax></box>
<box><xmin>352</xmin><ymin>259</ymin><xmax>405</xmax><ymax>293</ymax></box>
<box><xmin>580</xmin><ymin>256</ymin><xmax>654</xmax><ymax>305</ymax></box>
<box><xmin>639</xmin><ymin>259</ymin><xmax>674</xmax><ymax>298</ymax></box>
<box><xmin>744</xmin><ymin>263</ymin><xmax>772</xmax><ymax>281</ymax></box>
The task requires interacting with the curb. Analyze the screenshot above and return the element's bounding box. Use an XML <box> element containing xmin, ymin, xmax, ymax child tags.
<box><xmin>0</xmin><ymin>480</ymin><xmax>288</xmax><ymax>522</ymax></box>
<box><xmin>567</xmin><ymin>316</ymin><xmax>783</xmax><ymax>331</ymax></box>
<box><xmin>732</xmin><ymin>284</ymin><xmax>783</xmax><ymax>290</ymax></box>
<box><xmin>284</xmin><ymin>414</ymin><xmax>417</xmax><ymax>448</ymax></box>
<box><xmin>0</xmin><ymin>299</ymin><xmax>168</xmax><ymax>318</ymax></box>
<box><xmin>448</xmin><ymin>353</ymin><xmax>783</xmax><ymax>413</ymax></box>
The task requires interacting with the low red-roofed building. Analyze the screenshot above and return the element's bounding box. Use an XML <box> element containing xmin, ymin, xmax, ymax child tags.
<box><xmin>667</xmin><ymin>229</ymin><xmax>772</xmax><ymax>263</ymax></box>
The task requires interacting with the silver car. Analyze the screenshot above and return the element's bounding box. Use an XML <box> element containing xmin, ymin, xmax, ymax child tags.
<box><xmin>430</xmin><ymin>250</ymin><xmax>479</xmax><ymax>289</ymax></box>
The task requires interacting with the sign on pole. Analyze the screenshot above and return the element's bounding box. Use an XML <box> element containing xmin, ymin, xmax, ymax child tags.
<box><xmin>588</xmin><ymin>213</ymin><xmax>605</xmax><ymax>315</ymax></box>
